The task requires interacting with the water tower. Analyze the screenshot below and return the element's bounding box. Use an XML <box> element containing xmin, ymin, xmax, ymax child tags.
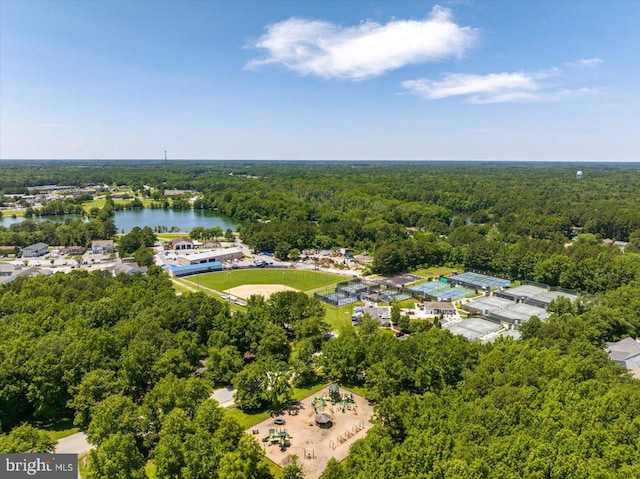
<box><xmin>576</xmin><ymin>170</ymin><xmax>583</xmax><ymax>180</ymax></box>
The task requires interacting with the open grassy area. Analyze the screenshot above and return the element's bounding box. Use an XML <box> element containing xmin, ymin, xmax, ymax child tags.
<box><xmin>81</xmin><ymin>197</ymin><xmax>154</xmax><ymax>211</ymax></box>
<box><xmin>156</xmin><ymin>232</ymin><xmax>190</xmax><ymax>241</ymax></box>
<box><xmin>411</xmin><ymin>266</ymin><xmax>460</xmax><ymax>279</ymax></box>
<box><xmin>190</xmin><ymin>269</ymin><xmax>346</xmax><ymax>294</ymax></box>
<box><xmin>38</xmin><ymin>418</ymin><xmax>80</xmax><ymax>441</ymax></box>
<box><xmin>0</xmin><ymin>209</ymin><xmax>25</xmax><ymax>218</ymax></box>
<box><xmin>224</xmin><ymin>382</ymin><xmax>329</xmax><ymax>430</ymax></box>
<box><xmin>323</xmin><ymin>303</ymin><xmax>357</xmax><ymax>332</ymax></box>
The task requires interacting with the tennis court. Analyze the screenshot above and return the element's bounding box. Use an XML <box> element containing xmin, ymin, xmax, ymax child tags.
<box><xmin>436</xmin><ymin>288</ymin><xmax>475</xmax><ymax>301</ymax></box>
<box><xmin>449</xmin><ymin>272</ymin><xmax>511</xmax><ymax>290</ymax></box>
<box><xmin>408</xmin><ymin>281</ymin><xmax>475</xmax><ymax>301</ymax></box>
<box><xmin>408</xmin><ymin>281</ymin><xmax>450</xmax><ymax>295</ymax></box>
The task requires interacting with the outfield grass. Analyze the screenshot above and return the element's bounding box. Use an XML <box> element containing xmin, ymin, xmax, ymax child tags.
<box><xmin>191</xmin><ymin>269</ymin><xmax>346</xmax><ymax>293</ymax></box>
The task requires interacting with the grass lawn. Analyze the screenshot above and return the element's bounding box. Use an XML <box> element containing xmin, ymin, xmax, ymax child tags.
<box><xmin>323</xmin><ymin>303</ymin><xmax>357</xmax><ymax>332</ymax></box>
<box><xmin>191</xmin><ymin>269</ymin><xmax>346</xmax><ymax>293</ymax></box>
<box><xmin>394</xmin><ymin>298</ymin><xmax>417</xmax><ymax>309</ymax></box>
<box><xmin>38</xmin><ymin>418</ymin><xmax>80</xmax><ymax>441</ymax></box>
<box><xmin>412</xmin><ymin>266</ymin><xmax>461</xmax><ymax>279</ymax></box>
<box><xmin>225</xmin><ymin>407</ymin><xmax>271</xmax><ymax>430</ymax></box>
<box><xmin>1</xmin><ymin>209</ymin><xmax>25</xmax><ymax>218</ymax></box>
<box><xmin>81</xmin><ymin>198</ymin><xmax>154</xmax><ymax>211</ymax></box>
<box><xmin>225</xmin><ymin>383</ymin><xmax>330</xmax><ymax>430</ymax></box>
<box><xmin>157</xmin><ymin>232</ymin><xmax>191</xmax><ymax>241</ymax></box>
<box><xmin>170</xmin><ymin>278</ymin><xmax>245</xmax><ymax>312</ymax></box>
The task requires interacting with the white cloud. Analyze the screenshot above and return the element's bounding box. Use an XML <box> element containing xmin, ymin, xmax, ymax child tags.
<box><xmin>246</xmin><ymin>6</ymin><xmax>477</xmax><ymax>80</ymax></box>
<box><xmin>402</xmin><ymin>69</ymin><xmax>592</xmax><ymax>104</ymax></box>
<box><xmin>571</xmin><ymin>57</ymin><xmax>603</xmax><ymax>67</ymax></box>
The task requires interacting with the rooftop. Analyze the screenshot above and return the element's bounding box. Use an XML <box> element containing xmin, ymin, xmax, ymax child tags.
<box><xmin>443</xmin><ymin>317</ymin><xmax>501</xmax><ymax>341</ymax></box>
<box><xmin>606</xmin><ymin>337</ymin><xmax>640</xmax><ymax>362</ymax></box>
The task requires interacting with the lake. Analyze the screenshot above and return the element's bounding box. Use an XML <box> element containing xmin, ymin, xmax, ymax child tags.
<box><xmin>0</xmin><ymin>208</ymin><xmax>239</xmax><ymax>233</ymax></box>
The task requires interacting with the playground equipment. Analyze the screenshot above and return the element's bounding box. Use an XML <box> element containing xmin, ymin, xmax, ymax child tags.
<box><xmin>312</xmin><ymin>385</ymin><xmax>357</xmax><ymax>415</ymax></box>
<box><xmin>304</xmin><ymin>448</ymin><xmax>315</xmax><ymax>460</ymax></box>
<box><xmin>329</xmin><ymin>420</ymin><xmax>366</xmax><ymax>449</ymax></box>
<box><xmin>261</xmin><ymin>428</ymin><xmax>292</xmax><ymax>451</ymax></box>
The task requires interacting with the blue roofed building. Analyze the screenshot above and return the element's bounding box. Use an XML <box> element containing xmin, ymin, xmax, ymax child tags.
<box><xmin>164</xmin><ymin>261</ymin><xmax>223</xmax><ymax>278</ymax></box>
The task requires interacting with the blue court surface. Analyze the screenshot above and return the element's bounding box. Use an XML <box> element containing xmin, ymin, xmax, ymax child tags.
<box><xmin>449</xmin><ymin>272</ymin><xmax>511</xmax><ymax>290</ymax></box>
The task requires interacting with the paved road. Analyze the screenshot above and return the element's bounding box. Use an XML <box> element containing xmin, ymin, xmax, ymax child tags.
<box><xmin>55</xmin><ymin>432</ymin><xmax>92</xmax><ymax>455</ymax></box>
<box><xmin>56</xmin><ymin>432</ymin><xmax>92</xmax><ymax>479</ymax></box>
<box><xmin>211</xmin><ymin>387</ymin><xmax>237</xmax><ymax>407</ymax></box>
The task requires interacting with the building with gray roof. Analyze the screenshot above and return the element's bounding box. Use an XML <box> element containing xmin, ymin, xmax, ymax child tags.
<box><xmin>606</xmin><ymin>337</ymin><xmax>640</xmax><ymax>371</ymax></box>
<box><xmin>497</xmin><ymin>283</ymin><xmax>579</xmax><ymax>308</ymax></box>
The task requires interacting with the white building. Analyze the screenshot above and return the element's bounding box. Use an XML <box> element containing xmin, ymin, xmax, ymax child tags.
<box><xmin>175</xmin><ymin>247</ymin><xmax>243</xmax><ymax>265</ymax></box>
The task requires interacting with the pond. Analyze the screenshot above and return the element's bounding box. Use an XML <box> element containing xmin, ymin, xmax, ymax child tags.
<box><xmin>0</xmin><ymin>208</ymin><xmax>239</xmax><ymax>233</ymax></box>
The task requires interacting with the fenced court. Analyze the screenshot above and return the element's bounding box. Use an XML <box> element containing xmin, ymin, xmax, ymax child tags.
<box><xmin>448</xmin><ymin>272</ymin><xmax>511</xmax><ymax>290</ymax></box>
<box><xmin>380</xmin><ymin>290</ymin><xmax>411</xmax><ymax>302</ymax></box>
<box><xmin>407</xmin><ymin>280</ymin><xmax>475</xmax><ymax>301</ymax></box>
<box><xmin>315</xmin><ymin>279</ymin><xmax>368</xmax><ymax>307</ymax></box>
<box><xmin>436</xmin><ymin>288</ymin><xmax>475</xmax><ymax>301</ymax></box>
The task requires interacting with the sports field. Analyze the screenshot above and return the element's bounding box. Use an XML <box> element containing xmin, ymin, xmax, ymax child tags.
<box><xmin>190</xmin><ymin>269</ymin><xmax>347</xmax><ymax>293</ymax></box>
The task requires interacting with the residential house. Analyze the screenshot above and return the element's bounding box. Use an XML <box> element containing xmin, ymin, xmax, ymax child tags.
<box><xmin>171</xmin><ymin>237</ymin><xmax>194</xmax><ymax>251</ymax></box>
<box><xmin>606</xmin><ymin>337</ymin><xmax>640</xmax><ymax>371</ymax></box>
<box><xmin>92</xmin><ymin>240</ymin><xmax>114</xmax><ymax>255</ymax></box>
<box><xmin>0</xmin><ymin>263</ymin><xmax>15</xmax><ymax>277</ymax></box>
<box><xmin>22</xmin><ymin>242</ymin><xmax>49</xmax><ymax>257</ymax></box>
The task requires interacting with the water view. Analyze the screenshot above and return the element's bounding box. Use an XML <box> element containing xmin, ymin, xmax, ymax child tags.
<box><xmin>0</xmin><ymin>208</ymin><xmax>239</xmax><ymax>233</ymax></box>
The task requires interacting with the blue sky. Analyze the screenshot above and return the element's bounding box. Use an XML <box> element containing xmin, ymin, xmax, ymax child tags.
<box><xmin>1</xmin><ymin>0</ymin><xmax>638</xmax><ymax>161</ymax></box>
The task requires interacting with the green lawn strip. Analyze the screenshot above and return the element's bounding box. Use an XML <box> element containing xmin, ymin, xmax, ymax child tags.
<box><xmin>171</xmin><ymin>279</ymin><xmax>196</xmax><ymax>295</ymax></box>
<box><xmin>224</xmin><ymin>407</ymin><xmax>271</xmax><ymax>430</ymax></box>
<box><xmin>339</xmin><ymin>383</ymin><xmax>370</xmax><ymax>398</ymax></box>
<box><xmin>156</xmin><ymin>232</ymin><xmax>191</xmax><ymax>241</ymax></box>
<box><xmin>1</xmin><ymin>209</ymin><xmax>25</xmax><ymax>218</ymax></box>
<box><xmin>38</xmin><ymin>418</ymin><xmax>80</xmax><ymax>441</ymax></box>
<box><xmin>411</xmin><ymin>266</ymin><xmax>460</xmax><ymax>279</ymax></box>
<box><xmin>322</xmin><ymin>303</ymin><xmax>356</xmax><ymax>332</ymax></box>
<box><xmin>191</xmin><ymin>269</ymin><xmax>346</xmax><ymax>294</ymax></box>
<box><xmin>170</xmin><ymin>278</ymin><xmax>244</xmax><ymax>312</ymax></box>
<box><xmin>82</xmin><ymin>197</ymin><xmax>154</xmax><ymax>211</ymax></box>
<box><xmin>266</xmin><ymin>458</ymin><xmax>283</xmax><ymax>478</ymax></box>
<box><xmin>291</xmin><ymin>382</ymin><xmax>328</xmax><ymax>401</ymax></box>
<box><xmin>225</xmin><ymin>383</ymin><xmax>329</xmax><ymax>430</ymax></box>
<box><xmin>394</xmin><ymin>298</ymin><xmax>417</xmax><ymax>309</ymax></box>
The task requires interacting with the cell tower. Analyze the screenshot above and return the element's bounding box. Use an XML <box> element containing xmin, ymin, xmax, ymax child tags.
<box><xmin>576</xmin><ymin>170</ymin><xmax>583</xmax><ymax>180</ymax></box>
<box><xmin>165</xmin><ymin>149</ymin><xmax>168</xmax><ymax>173</ymax></box>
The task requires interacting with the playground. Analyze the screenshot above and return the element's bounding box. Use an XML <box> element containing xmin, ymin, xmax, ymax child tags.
<box><xmin>245</xmin><ymin>385</ymin><xmax>374</xmax><ymax>479</ymax></box>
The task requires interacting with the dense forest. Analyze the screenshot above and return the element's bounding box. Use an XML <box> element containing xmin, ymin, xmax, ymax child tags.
<box><xmin>0</xmin><ymin>263</ymin><xmax>639</xmax><ymax>477</ymax></box>
<box><xmin>1</xmin><ymin>161</ymin><xmax>639</xmax><ymax>478</ymax></box>
<box><xmin>2</xmin><ymin>161</ymin><xmax>639</xmax><ymax>286</ymax></box>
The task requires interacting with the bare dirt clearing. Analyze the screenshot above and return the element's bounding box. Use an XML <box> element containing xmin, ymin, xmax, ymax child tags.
<box><xmin>226</xmin><ymin>283</ymin><xmax>297</xmax><ymax>299</ymax></box>
<box><xmin>245</xmin><ymin>386</ymin><xmax>374</xmax><ymax>479</ymax></box>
